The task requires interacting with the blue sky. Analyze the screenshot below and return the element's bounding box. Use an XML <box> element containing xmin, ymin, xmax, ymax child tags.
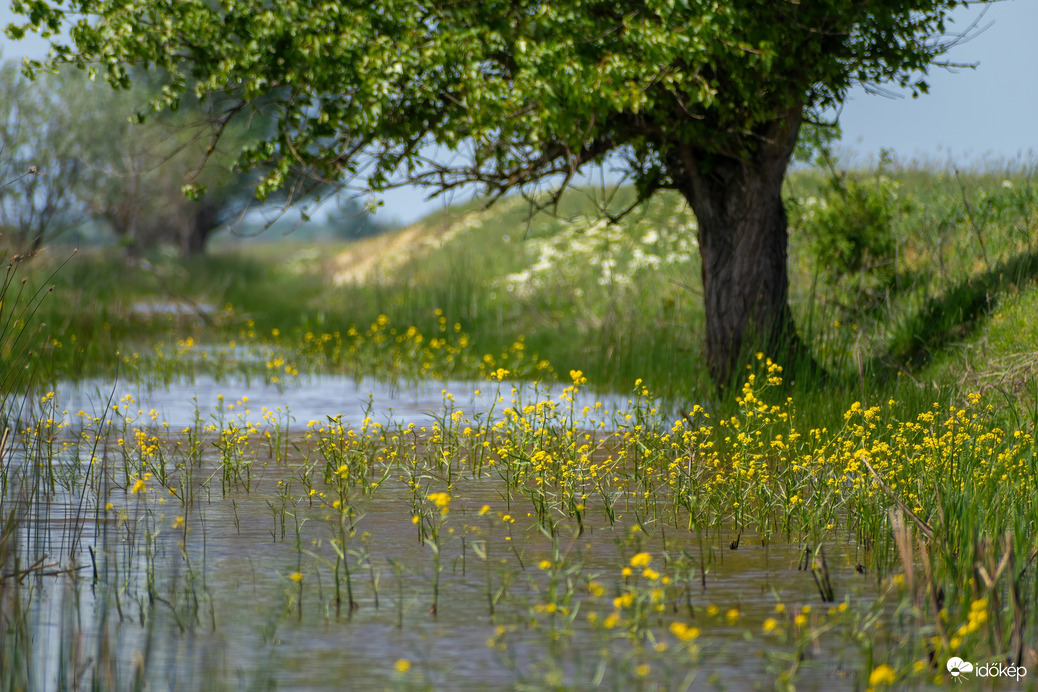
<box><xmin>3</xmin><ymin>1</ymin><xmax>1035</xmax><ymax>223</ymax></box>
<box><xmin>836</xmin><ymin>0</ymin><xmax>1037</xmax><ymax>164</ymax></box>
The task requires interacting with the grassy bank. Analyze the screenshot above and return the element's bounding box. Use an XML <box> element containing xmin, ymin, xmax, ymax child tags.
<box><xmin>7</xmin><ymin>160</ymin><xmax>1037</xmax><ymax>414</ymax></box>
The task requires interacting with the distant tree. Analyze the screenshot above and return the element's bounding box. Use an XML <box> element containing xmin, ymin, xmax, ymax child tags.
<box><xmin>7</xmin><ymin>0</ymin><xmax>988</xmax><ymax>383</ymax></box>
<box><xmin>327</xmin><ymin>196</ymin><xmax>391</xmax><ymax>241</ymax></box>
<box><xmin>0</xmin><ymin>60</ymin><xmax>271</xmax><ymax>258</ymax></box>
<box><xmin>71</xmin><ymin>75</ymin><xmax>270</xmax><ymax>258</ymax></box>
<box><xmin>0</xmin><ymin>62</ymin><xmax>86</xmax><ymax>252</ymax></box>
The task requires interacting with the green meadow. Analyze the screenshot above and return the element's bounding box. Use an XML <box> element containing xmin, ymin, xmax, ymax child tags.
<box><xmin>2</xmin><ymin>160</ymin><xmax>1038</xmax><ymax>690</ymax></box>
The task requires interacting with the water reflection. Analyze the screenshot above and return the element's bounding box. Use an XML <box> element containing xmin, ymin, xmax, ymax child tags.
<box><xmin>54</xmin><ymin>375</ymin><xmax>642</xmax><ymax>430</ymax></box>
<box><xmin>15</xmin><ymin>466</ymin><xmax>876</xmax><ymax>691</ymax></box>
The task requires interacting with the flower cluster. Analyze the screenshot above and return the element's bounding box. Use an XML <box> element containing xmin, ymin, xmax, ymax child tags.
<box><xmin>503</xmin><ymin>207</ymin><xmax>697</xmax><ymax>297</ymax></box>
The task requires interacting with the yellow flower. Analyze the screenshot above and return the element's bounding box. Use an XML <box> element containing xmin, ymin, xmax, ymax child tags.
<box><xmin>669</xmin><ymin>622</ymin><xmax>700</xmax><ymax>641</ymax></box>
<box><xmin>762</xmin><ymin>618</ymin><xmax>778</xmax><ymax>633</ymax></box>
<box><xmin>629</xmin><ymin>552</ymin><xmax>652</xmax><ymax>568</ymax></box>
<box><xmin>538</xmin><ymin>560</ymin><xmax>552</xmax><ymax>570</ymax></box>
<box><xmin>394</xmin><ymin>659</ymin><xmax>411</xmax><ymax>674</ymax></box>
<box><xmin>613</xmin><ymin>593</ymin><xmax>634</xmax><ymax>609</ymax></box>
<box><xmin>868</xmin><ymin>664</ymin><xmax>896</xmax><ymax>687</ymax></box>
<box><xmin>635</xmin><ymin>663</ymin><xmax>650</xmax><ymax>677</ymax></box>
<box><xmin>427</xmin><ymin>492</ymin><xmax>451</xmax><ymax>509</ymax></box>
<box><xmin>289</xmin><ymin>571</ymin><xmax>303</xmax><ymax>583</ymax></box>
<box><xmin>130</xmin><ymin>478</ymin><xmax>147</xmax><ymax>494</ymax></box>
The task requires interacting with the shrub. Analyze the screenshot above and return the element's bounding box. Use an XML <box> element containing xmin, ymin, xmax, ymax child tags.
<box><xmin>791</xmin><ymin>172</ymin><xmax>906</xmax><ymax>315</ymax></box>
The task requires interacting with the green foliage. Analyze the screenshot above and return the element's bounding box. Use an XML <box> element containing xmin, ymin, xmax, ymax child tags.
<box><xmin>966</xmin><ymin>181</ymin><xmax>1038</xmax><ymax>254</ymax></box>
<box><xmin>6</xmin><ymin>0</ymin><xmax>979</xmax><ymax>200</ymax></box>
<box><xmin>0</xmin><ymin>62</ymin><xmax>89</xmax><ymax>251</ymax></box>
<box><xmin>325</xmin><ymin>196</ymin><xmax>392</xmax><ymax>241</ymax></box>
<box><xmin>791</xmin><ymin>172</ymin><xmax>905</xmax><ymax>314</ymax></box>
<box><xmin>792</xmin><ymin>120</ymin><xmax>842</xmax><ymax>167</ymax></box>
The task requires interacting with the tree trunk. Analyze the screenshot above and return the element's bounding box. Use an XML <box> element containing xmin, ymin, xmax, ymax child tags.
<box><xmin>675</xmin><ymin>110</ymin><xmax>805</xmax><ymax>387</ymax></box>
<box><xmin>180</xmin><ymin>221</ymin><xmax>207</xmax><ymax>259</ymax></box>
<box><xmin>179</xmin><ymin>199</ymin><xmax>221</xmax><ymax>259</ymax></box>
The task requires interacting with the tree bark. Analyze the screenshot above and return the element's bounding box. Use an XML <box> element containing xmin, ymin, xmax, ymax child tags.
<box><xmin>674</xmin><ymin>110</ymin><xmax>805</xmax><ymax>387</ymax></box>
<box><xmin>179</xmin><ymin>199</ymin><xmax>221</xmax><ymax>259</ymax></box>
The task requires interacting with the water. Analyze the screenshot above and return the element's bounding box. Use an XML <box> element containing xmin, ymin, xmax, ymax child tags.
<box><xmin>11</xmin><ymin>473</ymin><xmax>878</xmax><ymax>691</ymax></box>
<box><xmin>51</xmin><ymin>374</ymin><xmax>641</xmax><ymax>431</ymax></box>
<box><xmin>2</xmin><ymin>375</ymin><xmax>931</xmax><ymax>691</ymax></box>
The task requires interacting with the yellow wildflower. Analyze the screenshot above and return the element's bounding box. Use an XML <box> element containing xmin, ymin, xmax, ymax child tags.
<box><xmin>669</xmin><ymin>622</ymin><xmax>701</xmax><ymax>641</ymax></box>
<box><xmin>629</xmin><ymin>552</ymin><xmax>652</xmax><ymax>568</ymax></box>
<box><xmin>868</xmin><ymin>664</ymin><xmax>896</xmax><ymax>687</ymax></box>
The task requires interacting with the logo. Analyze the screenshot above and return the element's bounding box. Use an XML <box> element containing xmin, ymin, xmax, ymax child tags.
<box><xmin>947</xmin><ymin>657</ymin><xmax>974</xmax><ymax>681</ymax></box>
<box><xmin>947</xmin><ymin>656</ymin><xmax>1027</xmax><ymax>682</ymax></box>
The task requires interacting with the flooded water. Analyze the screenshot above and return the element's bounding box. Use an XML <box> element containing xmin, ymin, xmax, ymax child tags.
<box><xmin>2</xmin><ymin>375</ymin><xmax>957</xmax><ymax>691</ymax></box>
<box><xmin>52</xmin><ymin>374</ymin><xmax>640</xmax><ymax>431</ymax></box>
<box><xmin>12</xmin><ymin>472</ymin><xmax>879</xmax><ymax>691</ymax></box>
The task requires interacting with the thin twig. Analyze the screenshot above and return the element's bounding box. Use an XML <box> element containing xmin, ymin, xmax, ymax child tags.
<box><xmin>860</xmin><ymin>455</ymin><xmax>934</xmax><ymax>540</ymax></box>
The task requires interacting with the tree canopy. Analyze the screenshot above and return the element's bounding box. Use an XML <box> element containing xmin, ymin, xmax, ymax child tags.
<box><xmin>6</xmin><ymin>0</ymin><xmax>984</xmax><ymax>383</ymax></box>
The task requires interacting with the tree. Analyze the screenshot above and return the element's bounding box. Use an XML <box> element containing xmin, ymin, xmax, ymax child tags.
<box><xmin>327</xmin><ymin>196</ymin><xmax>391</xmax><ymax>241</ymax></box>
<box><xmin>69</xmin><ymin>74</ymin><xmax>270</xmax><ymax>258</ymax></box>
<box><xmin>0</xmin><ymin>61</ymin><xmax>88</xmax><ymax>252</ymax></box>
<box><xmin>0</xmin><ymin>60</ymin><xmax>270</xmax><ymax>258</ymax></box>
<box><xmin>7</xmin><ymin>0</ymin><xmax>984</xmax><ymax>383</ymax></box>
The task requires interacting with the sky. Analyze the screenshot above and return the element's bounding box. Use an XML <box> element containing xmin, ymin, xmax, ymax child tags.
<box><xmin>835</xmin><ymin>0</ymin><xmax>1038</xmax><ymax>164</ymax></box>
<box><xmin>3</xmin><ymin>1</ymin><xmax>1036</xmax><ymax>224</ymax></box>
